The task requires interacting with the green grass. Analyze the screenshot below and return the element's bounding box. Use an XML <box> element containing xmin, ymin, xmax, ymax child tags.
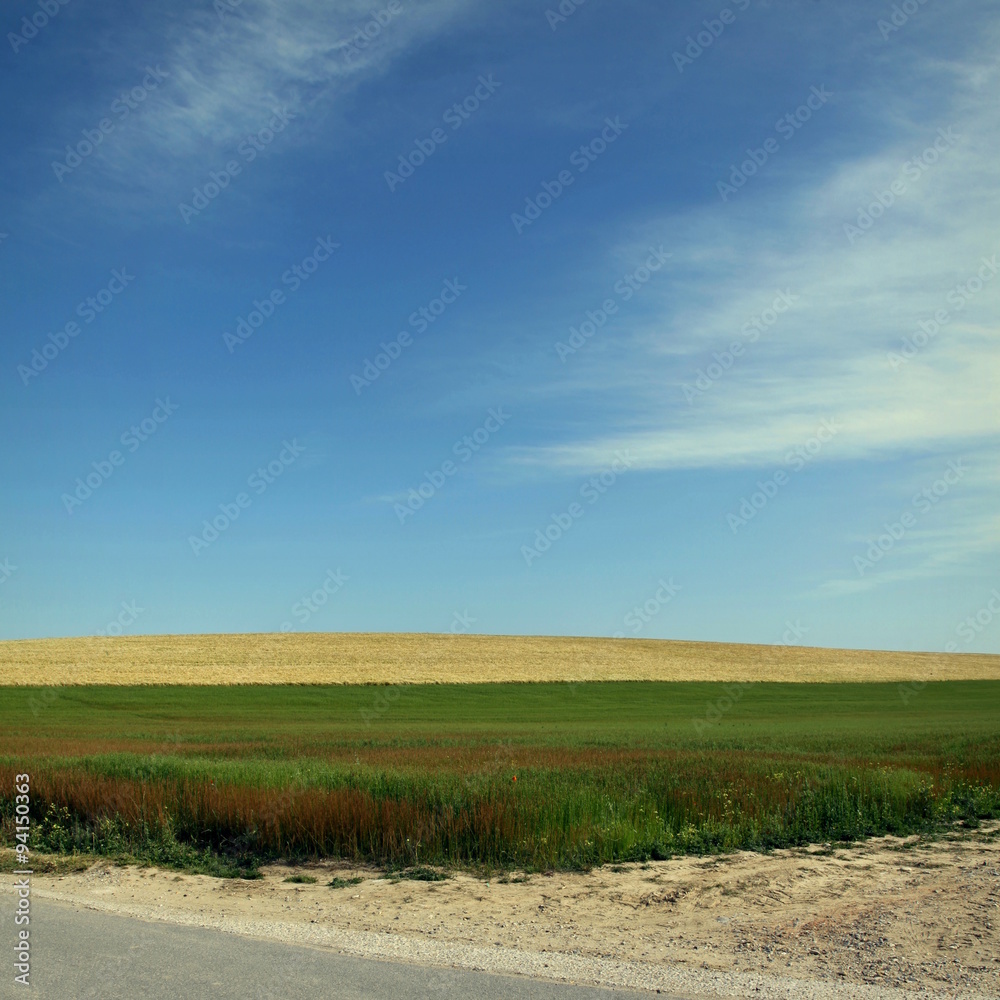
<box><xmin>283</xmin><ymin>874</ymin><xmax>317</xmax><ymax>883</ymax></box>
<box><xmin>328</xmin><ymin>876</ymin><xmax>364</xmax><ymax>888</ymax></box>
<box><xmin>389</xmin><ymin>866</ymin><xmax>450</xmax><ymax>882</ymax></box>
<box><xmin>4</xmin><ymin>681</ymin><xmax>999</xmax><ymax>750</ymax></box>
<box><xmin>1</xmin><ymin>682</ymin><xmax>998</xmax><ymax>876</ymax></box>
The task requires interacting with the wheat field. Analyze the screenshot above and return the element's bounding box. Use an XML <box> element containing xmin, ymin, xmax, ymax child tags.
<box><xmin>0</xmin><ymin>632</ymin><xmax>998</xmax><ymax>685</ymax></box>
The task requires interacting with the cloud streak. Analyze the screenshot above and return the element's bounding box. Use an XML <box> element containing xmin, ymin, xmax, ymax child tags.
<box><xmin>50</xmin><ymin>0</ymin><xmax>472</xmax><ymax>205</ymax></box>
<box><xmin>507</xmin><ymin>36</ymin><xmax>1000</xmax><ymax>478</ymax></box>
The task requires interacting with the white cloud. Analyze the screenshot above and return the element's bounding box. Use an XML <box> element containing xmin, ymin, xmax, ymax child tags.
<box><xmin>813</xmin><ymin>458</ymin><xmax>1000</xmax><ymax>596</ymax></box>
<box><xmin>508</xmin><ymin>39</ymin><xmax>1000</xmax><ymax>477</ymax></box>
<box><xmin>59</xmin><ymin>0</ymin><xmax>472</xmax><ymax>201</ymax></box>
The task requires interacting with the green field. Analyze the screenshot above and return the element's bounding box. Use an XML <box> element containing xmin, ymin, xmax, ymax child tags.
<box><xmin>2</xmin><ymin>682</ymin><xmax>999</xmax><ymax>877</ymax></box>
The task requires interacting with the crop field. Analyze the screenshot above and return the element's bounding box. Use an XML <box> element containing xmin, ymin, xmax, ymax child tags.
<box><xmin>2</xmin><ymin>632</ymin><xmax>999</xmax><ymax>685</ymax></box>
<box><xmin>2</xmin><ymin>680</ymin><xmax>999</xmax><ymax>877</ymax></box>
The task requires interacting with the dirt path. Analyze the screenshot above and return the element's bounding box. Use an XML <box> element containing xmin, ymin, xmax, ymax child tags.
<box><xmin>5</xmin><ymin>824</ymin><xmax>998</xmax><ymax>998</ymax></box>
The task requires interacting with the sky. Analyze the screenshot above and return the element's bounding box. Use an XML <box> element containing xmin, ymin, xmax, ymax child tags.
<box><xmin>1</xmin><ymin>0</ymin><xmax>997</xmax><ymax>652</ymax></box>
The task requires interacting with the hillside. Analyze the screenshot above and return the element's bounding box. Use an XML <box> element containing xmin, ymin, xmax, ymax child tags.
<box><xmin>1</xmin><ymin>632</ymin><xmax>998</xmax><ymax>684</ymax></box>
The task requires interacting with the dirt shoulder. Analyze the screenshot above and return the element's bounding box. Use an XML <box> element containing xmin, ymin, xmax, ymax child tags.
<box><xmin>4</xmin><ymin>825</ymin><xmax>999</xmax><ymax>998</ymax></box>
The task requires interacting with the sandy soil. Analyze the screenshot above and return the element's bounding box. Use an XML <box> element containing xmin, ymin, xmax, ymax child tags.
<box><xmin>6</xmin><ymin>824</ymin><xmax>998</xmax><ymax>998</ymax></box>
<box><xmin>2</xmin><ymin>631</ymin><xmax>999</xmax><ymax>684</ymax></box>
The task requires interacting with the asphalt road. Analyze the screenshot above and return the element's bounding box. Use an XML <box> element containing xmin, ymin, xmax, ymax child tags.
<box><xmin>2</xmin><ymin>897</ymin><xmax>665</xmax><ymax>1000</ymax></box>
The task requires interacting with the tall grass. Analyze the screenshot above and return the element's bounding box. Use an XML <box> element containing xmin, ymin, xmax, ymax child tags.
<box><xmin>2</xmin><ymin>754</ymin><xmax>996</xmax><ymax>874</ymax></box>
<box><xmin>3</xmin><ymin>683</ymin><xmax>998</xmax><ymax>875</ymax></box>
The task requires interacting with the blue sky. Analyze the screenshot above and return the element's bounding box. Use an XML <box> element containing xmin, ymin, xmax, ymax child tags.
<box><xmin>1</xmin><ymin>0</ymin><xmax>998</xmax><ymax>652</ymax></box>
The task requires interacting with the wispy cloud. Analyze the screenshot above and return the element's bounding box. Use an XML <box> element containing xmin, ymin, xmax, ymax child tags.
<box><xmin>814</xmin><ymin>459</ymin><xmax>1000</xmax><ymax>596</ymax></box>
<box><xmin>507</xmin><ymin>37</ymin><xmax>1000</xmax><ymax>477</ymax></box>
<box><xmin>51</xmin><ymin>0</ymin><xmax>472</xmax><ymax>207</ymax></box>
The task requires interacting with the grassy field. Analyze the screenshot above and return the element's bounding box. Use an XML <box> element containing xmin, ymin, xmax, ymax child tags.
<box><xmin>2</xmin><ymin>681</ymin><xmax>999</xmax><ymax>877</ymax></box>
<box><xmin>2</xmin><ymin>632</ymin><xmax>999</xmax><ymax>684</ymax></box>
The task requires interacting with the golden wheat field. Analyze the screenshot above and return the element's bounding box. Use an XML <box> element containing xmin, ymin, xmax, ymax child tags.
<box><xmin>0</xmin><ymin>632</ymin><xmax>998</xmax><ymax>685</ymax></box>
